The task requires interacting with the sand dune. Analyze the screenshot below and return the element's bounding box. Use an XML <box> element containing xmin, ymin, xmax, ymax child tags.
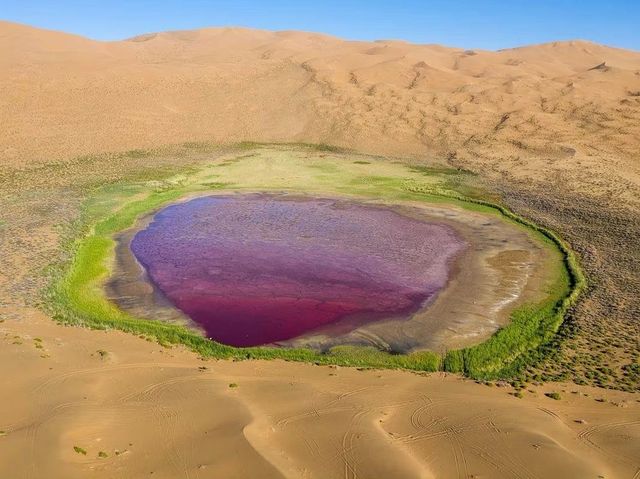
<box><xmin>2</xmin><ymin>21</ymin><xmax>640</xmax><ymax>478</ymax></box>
<box><xmin>2</xmin><ymin>307</ymin><xmax>639</xmax><ymax>479</ymax></box>
<box><xmin>2</xmin><ymin>21</ymin><xmax>640</xmax><ymax>194</ymax></box>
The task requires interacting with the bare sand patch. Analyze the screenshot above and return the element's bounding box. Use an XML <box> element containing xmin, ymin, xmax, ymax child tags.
<box><xmin>1</xmin><ymin>306</ymin><xmax>638</xmax><ymax>479</ymax></box>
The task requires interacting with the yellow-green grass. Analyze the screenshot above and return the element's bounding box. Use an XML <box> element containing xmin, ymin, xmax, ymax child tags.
<box><xmin>45</xmin><ymin>145</ymin><xmax>583</xmax><ymax>378</ymax></box>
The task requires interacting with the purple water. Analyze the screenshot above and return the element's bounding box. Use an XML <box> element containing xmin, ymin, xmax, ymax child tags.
<box><xmin>130</xmin><ymin>195</ymin><xmax>464</xmax><ymax>347</ymax></box>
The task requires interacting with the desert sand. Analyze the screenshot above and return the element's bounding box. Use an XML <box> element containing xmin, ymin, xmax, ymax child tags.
<box><xmin>1</xmin><ymin>20</ymin><xmax>640</xmax><ymax>195</ymax></box>
<box><xmin>1</xmin><ymin>21</ymin><xmax>640</xmax><ymax>478</ymax></box>
<box><xmin>2</xmin><ymin>307</ymin><xmax>639</xmax><ymax>479</ymax></box>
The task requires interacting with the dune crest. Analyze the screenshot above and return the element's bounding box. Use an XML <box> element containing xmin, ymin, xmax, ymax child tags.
<box><xmin>1</xmin><ymin>21</ymin><xmax>639</xmax><ymax>197</ymax></box>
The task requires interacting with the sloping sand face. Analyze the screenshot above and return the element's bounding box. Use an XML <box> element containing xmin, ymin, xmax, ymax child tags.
<box><xmin>129</xmin><ymin>195</ymin><xmax>464</xmax><ymax>347</ymax></box>
<box><xmin>1</xmin><ymin>309</ymin><xmax>638</xmax><ymax>479</ymax></box>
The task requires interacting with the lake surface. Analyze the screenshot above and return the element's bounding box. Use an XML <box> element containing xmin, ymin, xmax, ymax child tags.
<box><xmin>130</xmin><ymin>195</ymin><xmax>464</xmax><ymax>347</ymax></box>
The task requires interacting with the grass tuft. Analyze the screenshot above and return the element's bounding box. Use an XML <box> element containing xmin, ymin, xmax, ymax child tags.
<box><xmin>73</xmin><ymin>446</ymin><xmax>87</xmax><ymax>455</ymax></box>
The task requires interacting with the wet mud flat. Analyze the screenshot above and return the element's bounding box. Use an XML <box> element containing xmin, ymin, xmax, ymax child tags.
<box><xmin>108</xmin><ymin>193</ymin><xmax>558</xmax><ymax>352</ymax></box>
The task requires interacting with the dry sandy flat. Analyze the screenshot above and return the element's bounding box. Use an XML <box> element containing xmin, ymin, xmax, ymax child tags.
<box><xmin>2</xmin><ymin>306</ymin><xmax>639</xmax><ymax>479</ymax></box>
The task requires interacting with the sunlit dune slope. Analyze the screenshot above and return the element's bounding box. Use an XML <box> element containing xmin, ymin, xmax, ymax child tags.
<box><xmin>2</xmin><ymin>20</ymin><xmax>639</xmax><ymax>194</ymax></box>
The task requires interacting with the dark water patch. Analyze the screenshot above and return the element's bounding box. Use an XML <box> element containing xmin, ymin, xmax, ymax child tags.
<box><xmin>131</xmin><ymin>195</ymin><xmax>463</xmax><ymax>347</ymax></box>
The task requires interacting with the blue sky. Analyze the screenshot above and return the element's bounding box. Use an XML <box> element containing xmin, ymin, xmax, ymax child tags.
<box><xmin>1</xmin><ymin>0</ymin><xmax>638</xmax><ymax>50</ymax></box>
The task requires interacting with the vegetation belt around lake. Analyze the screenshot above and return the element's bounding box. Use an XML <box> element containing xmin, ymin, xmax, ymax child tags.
<box><xmin>43</xmin><ymin>145</ymin><xmax>584</xmax><ymax>380</ymax></box>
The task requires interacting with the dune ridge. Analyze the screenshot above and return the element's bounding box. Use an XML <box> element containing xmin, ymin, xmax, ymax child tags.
<box><xmin>2</xmin><ymin>20</ymin><xmax>640</xmax><ymax>197</ymax></box>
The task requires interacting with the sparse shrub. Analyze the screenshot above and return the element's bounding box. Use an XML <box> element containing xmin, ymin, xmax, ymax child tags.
<box><xmin>314</xmin><ymin>143</ymin><xmax>342</xmax><ymax>152</ymax></box>
<box><xmin>124</xmin><ymin>149</ymin><xmax>152</xmax><ymax>159</ymax></box>
<box><xmin>443</xmin><ymin>350</ymin><xmax>464</xmax><ymax>373</ymax></box>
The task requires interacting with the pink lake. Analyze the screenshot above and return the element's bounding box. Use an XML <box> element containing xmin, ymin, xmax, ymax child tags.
<box><xmin>131</xmin><ymin>195</ymin><xmax>464</xmax><ymax>347</ymax></box>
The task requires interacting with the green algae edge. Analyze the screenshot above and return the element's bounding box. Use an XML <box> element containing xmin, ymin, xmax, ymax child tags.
<box><xmin>44</xmin><ymin>153</ymin><xmax>584</xmax><ymax>379</ymax></box>
<box><xmin>409</xmin><ymin>187</ymin><xmax>586</xmax><ymax>379</ymax></box>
